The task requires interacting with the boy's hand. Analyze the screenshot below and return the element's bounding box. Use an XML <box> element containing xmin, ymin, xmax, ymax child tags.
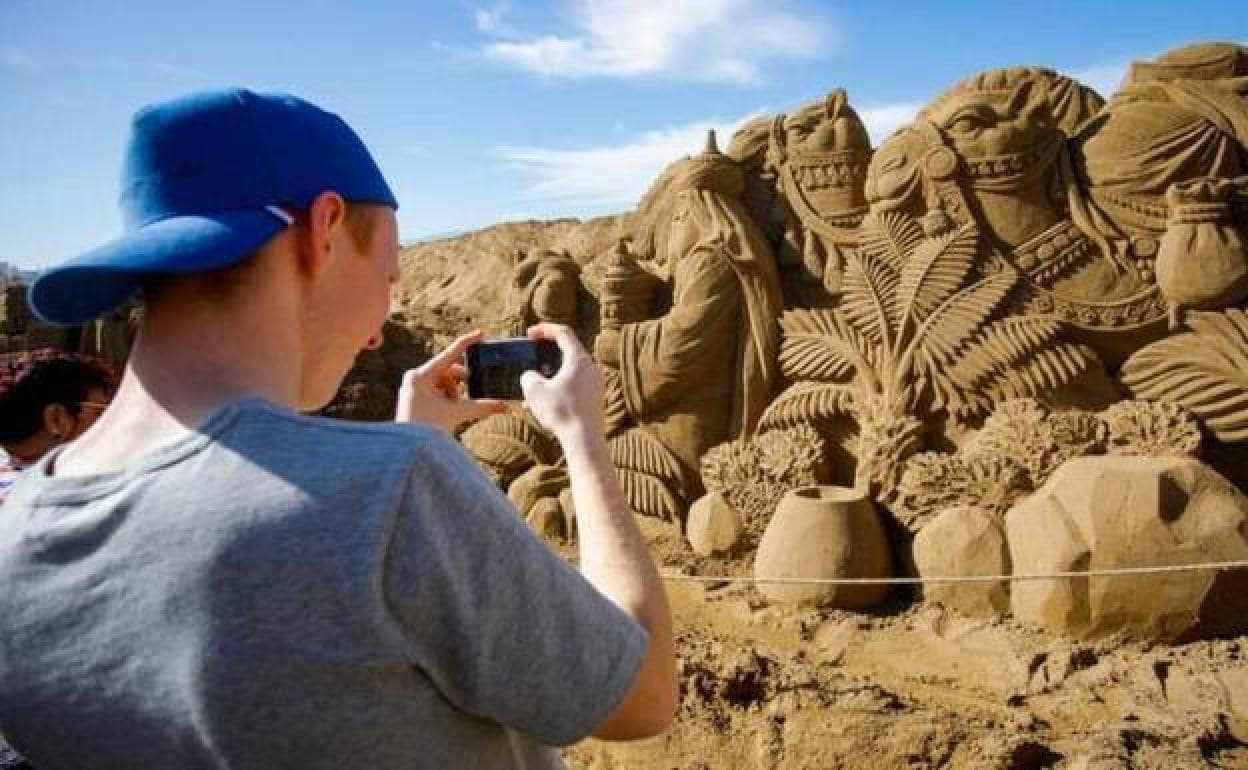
<box><xmin>396</xmin><ymin>330</ymin><xmax>506</xmax><ymax>433</ymax></box>
<box><xmin>520</xmin><ymin>323</ymin><xmax>606</xmax><ymax>446</ymax></box>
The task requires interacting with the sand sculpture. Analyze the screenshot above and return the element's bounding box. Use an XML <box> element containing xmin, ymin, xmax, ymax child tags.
<box><xmin>597</xmin><ymin>132</ymin><xmax>785</xmax><ymax>508</ymax></box>
<box><xmin>727</xmin><ymin>89</ymin><xmax>872</xmax><ymax>309</ymax></box>
<box><xmin>459</xmin><ymin>42</ymin><xmax>1248</xmax><ymax>640</ymax></box>
<box><xmin>507</xmin><ymin>248</ymin><xmax>598</xmax><ymax>341</ymax></box>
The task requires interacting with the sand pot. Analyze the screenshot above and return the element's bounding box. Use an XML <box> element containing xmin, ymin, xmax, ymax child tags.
<box><xmin>754</xmin><ymin>485</ymin><xmax>891</xmax><ymax>609</ymax></box>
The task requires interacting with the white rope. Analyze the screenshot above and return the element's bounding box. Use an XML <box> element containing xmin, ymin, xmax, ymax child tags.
<box><xmin>660</xmin><ymin>560</ymin><xmax>1248</xmax><ymax>586</ymax></box>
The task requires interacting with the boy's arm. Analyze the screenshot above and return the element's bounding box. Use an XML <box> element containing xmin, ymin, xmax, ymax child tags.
<box><xmin>520</xmin><ymin>323</ymin><xmax>677</xmax><ymax>740</ymax></box>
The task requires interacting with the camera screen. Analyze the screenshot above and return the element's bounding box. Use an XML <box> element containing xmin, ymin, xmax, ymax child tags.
<box><xmin>469</xmin><ymin>340</ymin><xmax>558</xmax><ymax>400</ymax></box>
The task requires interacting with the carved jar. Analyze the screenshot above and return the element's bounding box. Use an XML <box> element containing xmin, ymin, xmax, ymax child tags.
<box><xmin>753</xmin><ymin>485</ymin><xmax>891</xmax><ymax>609</ymax></box>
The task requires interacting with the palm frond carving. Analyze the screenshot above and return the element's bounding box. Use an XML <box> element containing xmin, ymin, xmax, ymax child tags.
<box><xmin>608</xmin><ymin>429</ymin><xmax>690</xmax><ymax>521</ymax></box>
<box><xmin>760</xmin><ymin>382</ymin><xmax>858</xmax><ymax>429</ymax></box>
<box><xmin>840</xmin><ymin>247</ymin><xmax>901</xmax><ymax>349</ymax></box>
<box><xmin>1120</xmin><ymin>308</ymin><xmax>1248</xmax><ymax>444</ymax></box>
<box><xmin>461</xmin><ymin>412</ymin><xmax>559</xmax><ymax>487</ymax></box>
<box><xmin>760</xmin><ymin>213</ymin><xmax>1098</xmax><ymax>500</ymax></box>
<box><xmin>896</xmin><ymin>221</ymin><xmax>979</xmax><ymax>327</ymax></box>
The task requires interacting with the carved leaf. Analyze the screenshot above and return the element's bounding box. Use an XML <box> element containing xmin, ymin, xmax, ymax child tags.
<box><xmin>461</xmin><ymin>412</ymin><xmax>558</xmax><ymax>471</ymax></box>
<box><xmin>460</xmin><ymin>435</ymin><xmax>539</xmax><ymax>474</ymax></box>
<box><xmin>944</xmin><ymin>316</ymin><xmax>1065</xmax><ymax>393</ymax></box>
<box><xmin>914</xmin><ymin>271</ymin><xmax>1017</xmax><ymax>368</ymax></box>
<box><xmin>841</xmin><ymin>247</ymin><xmax>901</xmax><ymax>346</ymax></box>
<box><xmin>778</xmin><ymin>309</ymin><xmax>858</xmax><ymax>381</ymax></box>
<box><xmin>982</xmin><ymin>342</ymin><xmax>1095</xmax><ymax>406</ymax></box>
<box><xmin>779</xmin><ymin>306</ymin><xmax>842</xmax><ymax>337</ymax></box>
<box><xmin>859</xmin><ymin>209</ymin><xmax>924</xmax><ymax>271</ymax></box>
<box><xmin>896</xmin><ymin>221</ymin><xmax>979</xmax><ymax>326</ymax></box>
<box><xmin>1120</xmin><ymin>308</ymin><xmax>1248</xmax><ymax>443</ymax></box>
<box><xmin>780</xmin><ymin>338</ymin><xmax>856</xmax><ymax>381</ymax></box>
<box><xmin>759</xmin><ymin>382</ymin><xmax>858</xmax><ymax>431</ymax></box>
<box><xmin>608</xmin><ymin>429</ymin><xmax>690</xmax><ymax>494</ymax></box>
<box><xmin>616</xmin><ymin>468</ymin><xmax>683</xmax><ymax>521</ymax></box>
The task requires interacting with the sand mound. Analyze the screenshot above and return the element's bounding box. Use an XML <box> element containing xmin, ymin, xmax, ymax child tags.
<box><xmin>394</xmin><ymin>216</ymin><xmax>623</xmax><ymax>341</ymax></box>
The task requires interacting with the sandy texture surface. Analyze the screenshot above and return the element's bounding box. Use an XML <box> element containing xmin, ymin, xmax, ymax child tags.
<box><xmin>564</xmin><ymin>523</ymin><xmax>1248</xmax><ymax>770</ymax></box>
<box><xmin>394</xmin><ymin>216</ymin><xmax>623</xmax><ymax>341</ymax></box>
<box><xmin>395</xmin><ymin>220</ymin><xmax>1248</xmax><ymax>769</ymax></box>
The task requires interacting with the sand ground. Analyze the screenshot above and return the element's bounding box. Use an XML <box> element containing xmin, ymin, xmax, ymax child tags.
<box><xmin>564</xmin><ymin>523</ymin><xmax>1248</xmax><ymax>770</ymax></box>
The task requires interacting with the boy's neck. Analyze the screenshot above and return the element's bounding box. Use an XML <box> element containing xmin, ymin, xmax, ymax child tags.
<box><xmin>54</xmin><ymin>289</ymin><xmax>305</xmax><ymax>477</ymax></box>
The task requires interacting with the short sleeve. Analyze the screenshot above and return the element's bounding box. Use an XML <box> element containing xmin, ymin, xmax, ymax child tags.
<box><xmin>382</xmin><ymin>432</ymin><xmax>648</xmax><ymax>746</ymax></box>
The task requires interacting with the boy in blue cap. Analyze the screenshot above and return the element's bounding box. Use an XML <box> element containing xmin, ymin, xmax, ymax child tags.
<box><xmin>0</xmin><ymin>89</ymin><xmax>675</xmax><ymax>769</ymax></box>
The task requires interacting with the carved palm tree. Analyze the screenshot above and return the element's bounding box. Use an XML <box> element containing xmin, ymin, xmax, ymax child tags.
<box><xmin>1120</xmin><ymin>307</ymin><xmax>1248</xmax><ymax>444</ymax></box>
<box><xmin>760</xmin><ymin>210</ymin><xmax>1096</xmax><ymax>497</ymax></box>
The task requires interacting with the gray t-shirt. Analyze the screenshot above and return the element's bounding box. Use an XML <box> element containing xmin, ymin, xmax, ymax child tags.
<box><xmin>0</xmin><ymin>397</ymin><xmax>646</xmax><ymax>769</ymax></box>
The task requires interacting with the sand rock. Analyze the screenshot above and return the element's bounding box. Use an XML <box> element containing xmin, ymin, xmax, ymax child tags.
<box><xmin>914</xmin><ymin>507</ymin><xmax>1010</xmax><ymax>619</ymax></box>
<box><xmin>686</xmin><ymin>492</ymin><xmax>743</xmax><ymax>556</ymax></box>
<box><xmin>754</xmin><ymin>486</ymin><xmax>891</xmax><ymax>609</ymax></box>
<box><xmin>1006</xmin><ymin>455</ymin><xmax>1248</xmax><ymax>640</ymax></box>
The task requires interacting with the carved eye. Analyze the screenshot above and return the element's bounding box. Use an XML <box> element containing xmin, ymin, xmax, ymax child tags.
<box><xmin>950</xmin><ymin>116</ymin><xmax>980</xmax><ymax>133</ymax></box>
<box><xmin>947</xmin><ymin>107</ymin><xmax>994</xmax><ymax>134</ymax></box>
<box><xmin>879</xmin><ymin>154</ymin><xmax>906</xmax><ymax>172</ymax></box>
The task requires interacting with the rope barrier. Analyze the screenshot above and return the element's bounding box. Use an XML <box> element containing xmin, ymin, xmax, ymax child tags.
<box><xmin>660</xmin><ymin>560</ymin><xmax>1248</xmax><ymax>586</ymax></box>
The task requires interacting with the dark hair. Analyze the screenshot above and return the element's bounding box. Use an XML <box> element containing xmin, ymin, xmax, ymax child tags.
<box><xmin>0</xmin><ymin>350</ymin><xmax>117</xmax><ymax>443</ymax></box>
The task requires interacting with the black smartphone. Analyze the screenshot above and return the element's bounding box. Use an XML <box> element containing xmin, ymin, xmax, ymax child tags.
<box><xmin>465</xmin><ymin>338</ymin><xmax>562</xmax><ymax>400</ymax></box>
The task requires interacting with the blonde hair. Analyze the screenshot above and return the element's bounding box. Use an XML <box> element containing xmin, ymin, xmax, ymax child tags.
<box><xmin>141</xmin><ymin>201</ymin><xmax>382</xmax><ymax>307</ymax></box>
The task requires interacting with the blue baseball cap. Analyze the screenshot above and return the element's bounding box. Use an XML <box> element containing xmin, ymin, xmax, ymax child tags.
<box><xmin>28</xmin><ymin>88</ymin><xmax>398</xmax><ymax>326</ymax></box>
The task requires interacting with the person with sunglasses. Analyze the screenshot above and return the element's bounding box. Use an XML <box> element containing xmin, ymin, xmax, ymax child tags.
<box><xmin>0</xmin><ymin>350</ymin><xmax>115</xmax><ymax>503</ymax></box>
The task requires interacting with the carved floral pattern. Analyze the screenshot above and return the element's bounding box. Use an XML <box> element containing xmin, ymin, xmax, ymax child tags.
<box><xmin>701</xmin><ymin>425</ymin><xmax>825</xmax><ymax>544</ymax></box>
<box><xmin>1102</xmin><ymin>400</ymin><xmax>1202</xmax><ymax>458</ymax></box>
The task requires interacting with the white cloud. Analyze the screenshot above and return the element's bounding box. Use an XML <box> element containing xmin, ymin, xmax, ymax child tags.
<box><xmin>856</xmin><ymin>101</ymin><xmax>922</xmax><ymax>146</ymax></box>
<box><xmin>474</xmin><ymin>2</ymin><xmax>514</xmax><ymax>36</ymax></box>
<box><xmin>479</xmin><ymin>0</ymin><xmax>834</xmax><ymax>85</ymax></box>
<box><xmin>474</xmin><ymin>9</ymin><xmax>503</xmax><ymax>33</ymax></box>
<box><xmin>495</xmin><ymin>100</ymin><xmax>928</xmax><ymax>208</ymax></box>
<box><xmin>1064</xmin><ymin>43</ymin><xmax>1247</xmax><ymax>99</ymax></box>
<box><xmin>1067</xmin><ymin>62</ymin><xmax>1129</xmax><ymax>98</ymax></box>
<box><xmin>495</xmin><ymin>111</ymin><xmax>764</xmax><ymax>206</ymax></box>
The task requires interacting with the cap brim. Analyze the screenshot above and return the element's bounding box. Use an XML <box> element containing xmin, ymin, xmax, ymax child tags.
<box><xmin>29</xmin><ymin>210</ymin><xmax>287</xmax><ymax>326</ymax></box>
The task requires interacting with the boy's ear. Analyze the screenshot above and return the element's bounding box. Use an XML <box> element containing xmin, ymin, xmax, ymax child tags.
<box><xmin>296</xmin><ymin>191</ymin><xmax>348</xmax><ymax>280</ymax></box>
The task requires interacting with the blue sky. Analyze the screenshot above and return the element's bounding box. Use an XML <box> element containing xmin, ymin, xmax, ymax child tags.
<box><xmin>2</xmin><ymin>0</ymin><xmax>1246</xmax><ymax>269</ymax></box>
